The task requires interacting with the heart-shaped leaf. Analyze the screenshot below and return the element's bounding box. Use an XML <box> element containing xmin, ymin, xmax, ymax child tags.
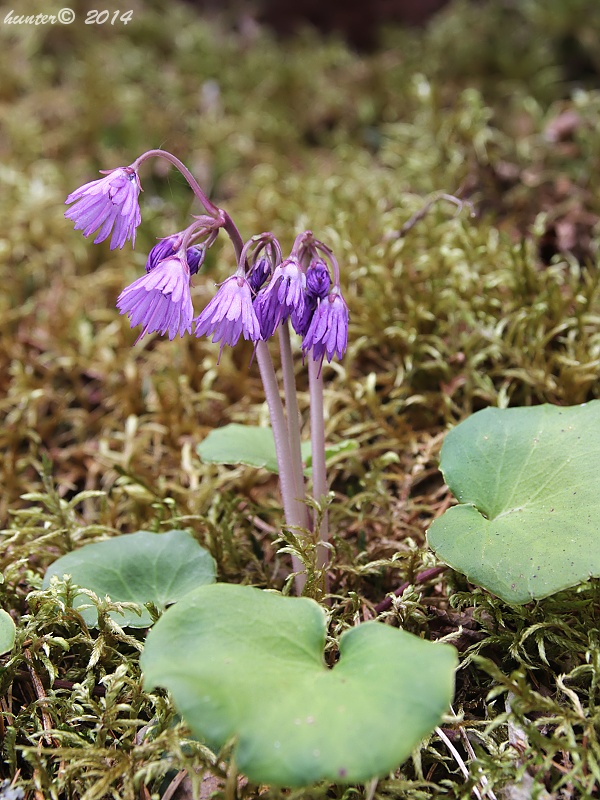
<box><xmin>43</xmin><ymin>530</ymin><xmax>216</xmax><ymax>627</ymax></box>
<box><xmin>427</xmin><ymin>401</ymin><xmax>600</xmax><ymax>603</ymax></box>
<box><xmin>197</xmin><ymin>424</ymin><xmax>285</xmax><ymax>472</ymax></box>
<box><xmin>196</xmin><ymin>423</ymin><xmax>357</xmax><ymax>475</ymax></box>
<box><xmin>141</xmin><ymin>583</ymin><xmax>456</xmax><ymax>787</ymax></box>
<box><xmin>0</xmin><ymin>610</ymin><xmax>16</xmax><ymax>655</ymax></box>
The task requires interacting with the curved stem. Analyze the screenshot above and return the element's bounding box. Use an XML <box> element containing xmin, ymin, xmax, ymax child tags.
<box><xmin>222</xmin><ymin>212</ymin><xmax>244</xmax><ymax>262</ymax></box>
<box><xmin>132</xmin><ymin>150</ymin><xmax>246</xmax><ymax>267</ymax></box>
<box><xmin>179</xmin><ymin>218</ymin><xmax>215</xmax><ymax>252</ymax></box>
<box><xmin>308</xmin><ymin>358</ymin><xmax>329</xmax><ymax>570</ymax></box>
<box><xmin>132</xmin><ymin>149</ymin><xmax>220</xmax><ymax>217</ymax></box>
<box><xmin>255</xmin><ymin>341</ymin><xmax>306</xmax><ymax>594</ymax></box>
<box><xmin>278</xmin><ymin>322</ymin><xmax>309</xmax><ymax>530</ymax></box>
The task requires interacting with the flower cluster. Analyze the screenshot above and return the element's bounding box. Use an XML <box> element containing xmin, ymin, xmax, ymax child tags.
<box><xmin>65</xmin><ymin>161</ymin><xmax>348</xmax><ymax>365</ymax></box>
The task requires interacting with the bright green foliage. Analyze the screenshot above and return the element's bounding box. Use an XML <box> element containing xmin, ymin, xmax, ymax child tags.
<box><xmin>42</xmin><ymin>530</ymin><xmax>215</xmax><ymax>627</ymax></box>
<box><xmin>197</xmin><ymin>423</ymin><xmax>358</xmax><ymax>475</ymax></box>
<box><xmin>142</xmin><ymin>583</ymin><xmax>457</xmax><ymax>786</ymax></box>
<box><xmin>0</xmin><ymin>609</ymin><xmax>16</xmax><ymax>654</ymax></box>
<box><xmin>427</xmin><ymin>401</ymin><xmax>600</xmax><ymax>602</ymax></box>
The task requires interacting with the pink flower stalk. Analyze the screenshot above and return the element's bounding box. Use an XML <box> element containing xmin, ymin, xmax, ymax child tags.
<box><xmin>65</xmin><ymin>166</ymin><xmax>142</xmax><ymax>250</ymax></box>
<box><xmin>302</xmin><ymin>290</ymin><xmax>349</xmax><ymax>364</ymax></box>
<box><xmin>117</xmin><ymin>254</ymin><xmax>193</xmax><ymax>341</ymax></box>
<box><xmin>195</xmin><ymin>274</ymin><xmax>261</xmax><ymax>359</ymax></box>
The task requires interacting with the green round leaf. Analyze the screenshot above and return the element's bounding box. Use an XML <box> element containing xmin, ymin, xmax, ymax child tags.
<box><xmin>196</xmin><ymin>423</ymin><xmax>357</xmax><ymax>476</ymax></box>
<box><xmin>427</xmin><ymin>401</ymin><xmax>600</xmax><ymax>603</ymax></box>
<box><xmin>43</xmin><ymin>530</ymin><xmax>216</xmax><ymax>627</ymax></box>
<box><xmin>141</xmin><ymin>583</ymin><xmax>456</xmax><ymax>787</ymax></box>
<box><xmin>0</xmin><ymin>609</ymin><xmax>16</xmax><ymax>655</ymax></box>
<box><xmin>197</xmin><ymin>424</ymin><xmax>286</xmax><ymax>472</ymax></box>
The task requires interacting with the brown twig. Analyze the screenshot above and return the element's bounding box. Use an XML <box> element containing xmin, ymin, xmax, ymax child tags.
<box><xmin>161</xmin><ymin>770</ymin><xmax>188</xmax><ymax>800</ymax></box>
<box><xmin>15</xmin><ymin>670</ymin><xmax>106</xmax><ymax>697</ymax></box>
<box><xmin>384</xmin><ymin>191</ymin><xmax>476</xmax><ymax>241</ymax></box>
<box><xmin>23</xmin><ymin>649</ymin><xmax>57</xmax><ymax>747</ymax></box>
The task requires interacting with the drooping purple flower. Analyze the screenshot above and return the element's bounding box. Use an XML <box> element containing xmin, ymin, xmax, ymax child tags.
<box><xmin>253</xmin><ymin>286</ymin><xmax>281</xmax><ymax>340</ymax></box>
<box><xmin>65</xmin><ymin>167</ymin><xmax>142</xmax><ymax>250</ymax></box>
<box><xmin>305</xmin><ymin>259</ymin><xmax>331</xmax><ymax>299</ymax></box>
<box><xmin>248</xmin><ymin>256</ymin><xmax>271</xmax><ymax>293</ymax></box>
<box><xmin>185</xmin><ymin>245</ymin><xmax>205</xmax><ymax>276</ymax></box>
<box><xmin>292</xmin><ymin>259</ymin><xmax>331</xmax><ymax>336</ymax></box>
<box><xmin>302</xmin><ymin>291</ymin><xmax>349</xmax><ymax>364</ymax></box>
<box><xmin>194</xmin><ymin>274</ymin><xmax>261</xmax><ymax>360</ymax></box>
<box><xmin>145</xmin><ymin>236</ymin><xmax>178</xmax><ymax>272</ymax></box>
<box><xmin>117</xmin><ymin>254</ymin><xmax>193</xmax><ymax>341</ymax></box>
<box><xmin>254</xmin><ymin>257</ymin><xmax>305</xmax><ymax>339</ymax></box>
<box><xmin>146</xmin><ymin>236</ymin><xmax>205</xmax><ymax>276</ymax></box>
<box><xmin>275</xmin><ymin>258</ymin><xmax>305</xmax><ymax>313</ymax></box>
<box><xmin>291</xmin><ymin>295</ymin><xmax>317</xmax><ymax>337</ymax></box>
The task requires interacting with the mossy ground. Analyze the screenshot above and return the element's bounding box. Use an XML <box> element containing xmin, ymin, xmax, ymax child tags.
<box><xmin>1</xmin><ymin>0</ymin><xmax>600</xmax><ymax>797</ymax></box>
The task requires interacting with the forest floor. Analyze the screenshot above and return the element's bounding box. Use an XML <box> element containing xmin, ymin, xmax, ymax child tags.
<box><xmin>1</xmin><ymin>0</ymin><xmax>600</xmax><ymax>797</ymax></box>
